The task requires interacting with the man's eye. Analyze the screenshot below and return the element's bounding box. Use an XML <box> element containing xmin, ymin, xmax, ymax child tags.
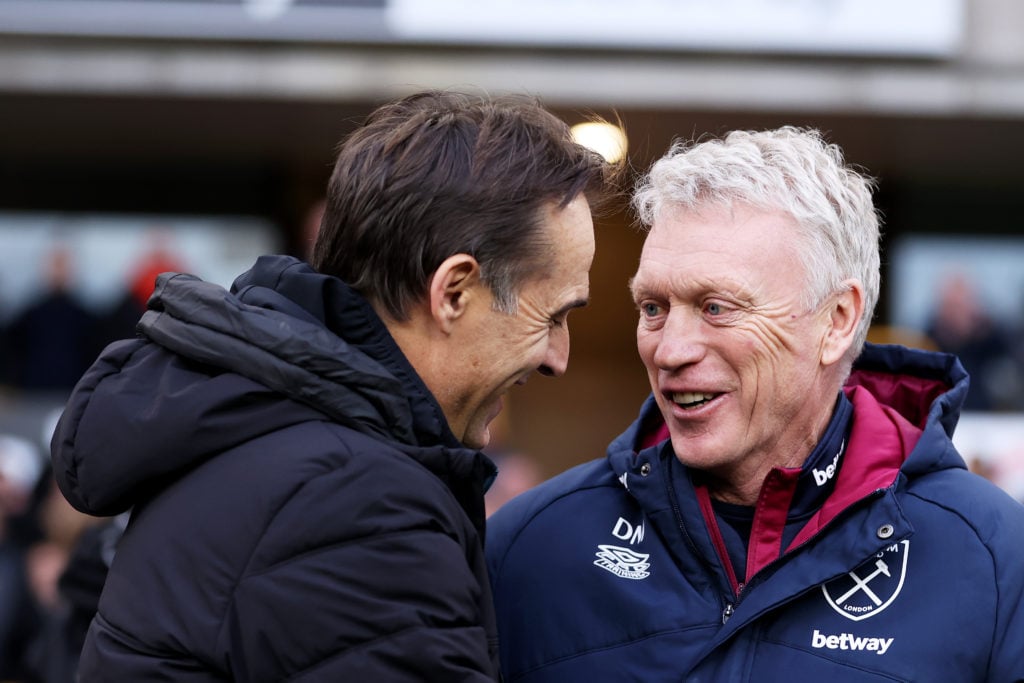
<box><xmin>642</xmin><ymin>303</ymin><xmax>661</xmax><ymax>317</ymax></box>
<box><xmin>705</xmin><ymin>302</ymin><xmax>722</xmax><ymax>316</ymax></box>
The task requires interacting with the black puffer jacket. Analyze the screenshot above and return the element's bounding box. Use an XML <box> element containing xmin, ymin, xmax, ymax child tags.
<box><xmin>51</xmin><ymin>255</ymin><xmax>500</xmax><ymax>682</ymax></box>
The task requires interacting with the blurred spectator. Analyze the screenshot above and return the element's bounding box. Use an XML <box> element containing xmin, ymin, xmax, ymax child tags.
<box><xmin>0</xmin><ymin>246</ymin><xmax>97</xmax><ymax>392</ymax></box>
<box><xmin>18</xmin><ymin>475</ymin><xmax>103</xmax><ymax>683</ymax></box>
<box><xmin>0</xmin><ymin>434</ymin><xmax>46</xmax><ymax>680</ymax></box>
<box><xmin>93</xmin><ymin>230</ymin><xmax>186</xmax><ymax>349</ymax></box>
<box><xmin>25</xmin><ymin>480</ymin><xmax>96</xmax><ymax>611</ymax></box>
<box><xmin>1011</xmin><ymin>292</ymin><xmax>1024</xmax><ymax>409</ymax></box>
<box><xmin>22</xmin><ymin>510</ymin><xmax>127</xmax><ymax>683</ymax></box>
<box><xmin>925</xmin><ymin>272</ymin><xmax>1022</xmax><ymax>410</ymax></box>
<box><xmin>0</xmin><ymin>410</ymin><xmax>112</xmax><ymax>682</ymax></box>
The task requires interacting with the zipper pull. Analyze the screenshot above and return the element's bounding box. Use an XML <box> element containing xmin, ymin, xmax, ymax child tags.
<box><xmin>722</xmin><ymin>603</ymin><xmax>734</xmax><ymax>624</ymax></box>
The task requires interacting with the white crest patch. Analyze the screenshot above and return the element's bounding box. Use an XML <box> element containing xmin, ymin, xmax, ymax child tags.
<box><xmin>822</xmin><ymin>539</ymin><xmax>909</xmax><ymax>621</ymax></box>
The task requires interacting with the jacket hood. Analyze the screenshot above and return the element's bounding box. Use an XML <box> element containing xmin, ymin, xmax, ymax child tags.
<box><xmin>52</xmin><ymin>255</ymin><xmax>468</xmax><ymax>516</ymax></box>
<box><xmin>845</xmin><ymin>342</ymin><xmax>968</xmax><ymax>477</ymax></box>
<box><xmin>606</xmin><ymin>342</ymin><xmax>970</xmax><ymax>480</ymax></box>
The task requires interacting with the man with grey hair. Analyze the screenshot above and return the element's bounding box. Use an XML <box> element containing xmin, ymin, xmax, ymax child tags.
<box><xmin>486</xmin><ymin>127</ymin><xmax>1024</xmax><ymax>682</ymax></box>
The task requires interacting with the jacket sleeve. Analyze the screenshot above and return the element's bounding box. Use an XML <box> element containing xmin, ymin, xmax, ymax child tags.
<box><xmin>220</xmin><ymin>460</ymin><xmax>498</xmax><ymax>682</ymax></box>
<box><xmin>987</xmin><ymin>494</ymin><xmax>1024</xmax><ymax>682</ymax></box>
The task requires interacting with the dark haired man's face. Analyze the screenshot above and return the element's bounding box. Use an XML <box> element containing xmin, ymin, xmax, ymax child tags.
<box><xmin>444</xmin><ymin>196</ymin><xmax>595</xmax><ymax>449</ymax></box>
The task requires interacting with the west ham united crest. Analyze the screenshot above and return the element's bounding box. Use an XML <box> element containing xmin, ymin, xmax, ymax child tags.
<box><xmin>822</xmin><ymin>540</ymin><xmax>909</xmax><ymax>621</ymax></box>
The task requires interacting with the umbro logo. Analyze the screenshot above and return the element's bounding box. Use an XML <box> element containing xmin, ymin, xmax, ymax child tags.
<box><xmin>594</xmin><ymin>545</ymin><xmax>651</xmax><ymax>580</ymax></box>
<box><xmin>594</xmin><ymin>517</ymin><xmax>651</xmax><ymax>580</ymax></box>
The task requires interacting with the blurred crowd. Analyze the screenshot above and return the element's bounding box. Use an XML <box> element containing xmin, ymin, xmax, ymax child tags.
<box><xmin>0</xmin><ymin>242</ymin><xmax>183</xmax><ymax>682</ymax></box>
<box><xmin>923</xmin><ymin>273</ymin><xmax>1024</xmax><ymax>412</ymax></box>
<box><xmin>0</xmin><ymin>243</ymin><xmax>184</xmax><ymax>393</ymax></box>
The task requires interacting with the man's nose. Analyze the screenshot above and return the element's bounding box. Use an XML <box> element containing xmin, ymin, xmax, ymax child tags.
<box><xmin>538</xmin><ymin>326</ymin><xmax>570</xmax><ymax>377</ymax></box>
<box><xmin>651</xmin><ymin>308</ymin><xmax>706</xmax><ymax>369</ymax></box>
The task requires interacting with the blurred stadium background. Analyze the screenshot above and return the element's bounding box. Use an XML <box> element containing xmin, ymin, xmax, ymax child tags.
<box><xmin>1</xmin><ymin>0</ymin><xmax>1022</xmax><ymax>492</ymax></box>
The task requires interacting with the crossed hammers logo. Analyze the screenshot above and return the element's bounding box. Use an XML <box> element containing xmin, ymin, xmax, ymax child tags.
<box><xmin>833</xmin><ymin>558</ymin><xmax>890</xmax><ymax>607</ymax></box>
<box><xmin>823</xmin><ymin>540</ymin><xmax>909</xmax><ymax>621</ymax></box>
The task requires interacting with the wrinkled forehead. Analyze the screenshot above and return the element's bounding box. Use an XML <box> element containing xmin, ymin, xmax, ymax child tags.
<box><xmin>631</xmin><ymin>203</ymin><xmax>805</xmax><ymax>292</ymax></box>
<box><xmin>646</xmin><ymin>201</ymin><xmax>798</xmax><ymax>250</ymax></box>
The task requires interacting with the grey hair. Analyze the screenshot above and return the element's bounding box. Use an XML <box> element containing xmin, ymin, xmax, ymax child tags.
<box><xmin>632</xmin><ymin>126</ymin><xmax>881</xmax><ymax>366</ymax></box>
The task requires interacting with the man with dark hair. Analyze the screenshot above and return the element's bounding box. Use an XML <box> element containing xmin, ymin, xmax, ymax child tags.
<box><xmin>51</xmin><ymin>90</ymin><xmax>614</xmax><ymax>682</ymax></box>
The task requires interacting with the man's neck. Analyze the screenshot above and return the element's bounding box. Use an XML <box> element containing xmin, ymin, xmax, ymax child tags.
<box><xmin>703</xmin><ymin>395</ymin><xmax>842</xmax><ymax>506</ymax></box>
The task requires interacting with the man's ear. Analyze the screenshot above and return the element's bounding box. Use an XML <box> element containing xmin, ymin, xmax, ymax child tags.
<box><xmin>428</xmin><ymin>254</ymin><xmax>482</xmax><ymax>334</ymax></box>
<box><xmin>820</xmin><ymin>279</ymin><xmax>865</xmax><ymax>366</ymax></box>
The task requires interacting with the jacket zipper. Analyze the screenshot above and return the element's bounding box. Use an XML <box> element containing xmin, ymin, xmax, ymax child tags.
<box><xmin>663</xmin><ymin>459</ymin><xmax>738</xmax><ymax>622</ymax></box>
<box><xmin>721</xmin><ymin>603</ymin><xmax>734</xmax><ymax>624</ymax></box>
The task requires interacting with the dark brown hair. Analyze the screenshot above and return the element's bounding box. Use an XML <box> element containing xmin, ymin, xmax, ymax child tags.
<box><xmin>312</xmin><ymin>90</ymin><xmax>616</xmax><ymax>320</ymax></box>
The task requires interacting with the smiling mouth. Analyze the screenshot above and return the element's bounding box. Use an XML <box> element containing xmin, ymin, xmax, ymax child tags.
<box><xmin>671</xmin><ymin>391</ymin><xmax>718</xmax><ymax>409</ymax></box>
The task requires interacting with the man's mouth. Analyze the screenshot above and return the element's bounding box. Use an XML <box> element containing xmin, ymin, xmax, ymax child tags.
<box><xmin>671</xmin><ymin>391</ymin><xmax>717</xmax><ymax>409</ymax></box>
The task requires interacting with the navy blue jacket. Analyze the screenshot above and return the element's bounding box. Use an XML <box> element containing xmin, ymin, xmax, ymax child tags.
<box><xmin>487</xmin><ymin>344</ymin><xmax>1024</xmax><ymax>682</ymax></box>
<box><xmin>52</xmin><ymin>256</ymin><xmax>500</xmax><ymax>682</ymax></box>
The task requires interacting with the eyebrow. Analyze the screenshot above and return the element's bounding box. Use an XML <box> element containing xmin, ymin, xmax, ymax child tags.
<box><xmin>627</xmin><ymin>275</ymin><xmax>652</xmax><ymax>302</ymax></box>
<box><xmin>555</xmin><ymin>297</ymin><xmax>589</xmax><ymax>318</ymax></box>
